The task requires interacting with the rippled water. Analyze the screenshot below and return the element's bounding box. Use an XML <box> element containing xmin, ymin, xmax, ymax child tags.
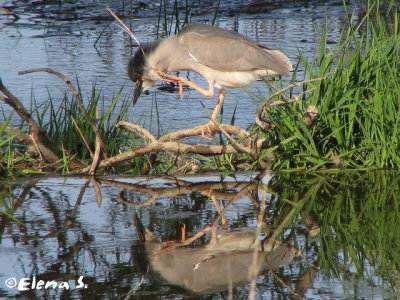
<box><xmin>0</xmin><ymin>0</ymin><xmax>355</xmax><ymax>133</ymax></box>
<box><xmin>5</xmin><ymin>3</ymin><xmax>395</xmax><ymax>299</ymax></box>
<box><xmin>1</xmin><ymin>171</ymin><xmax>399</xmax><ymax>299</ymax></box>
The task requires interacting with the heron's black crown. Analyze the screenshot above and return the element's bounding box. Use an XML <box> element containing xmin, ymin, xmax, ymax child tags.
<box><xmin>128</xmin><ymin>42</ymin><xmax>160</xmax><ymax>83</ymax></box>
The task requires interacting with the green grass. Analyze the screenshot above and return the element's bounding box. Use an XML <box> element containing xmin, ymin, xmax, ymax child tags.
<box><xmin>257</xmin><ymin>4</ymin><xmax>400</xmax><ymax>170</ymax></box>
<box><xmin>36</xmin><ymin>85</ymin><xmax>131</xmax><ymax>160</ymax></box>
<box><xmin>1</xmin><ymin>83</ymin><xmax>148</xmax><ymax>176</ymax></box>
<box><xmin>1</xmin><ymin>2</ymin><xmax>399</xmax><ymax>177</ymax></box>
<box><xmin>0</xmin><ymin>115</ymin><xmax>25</xmax><ymax>177</ymax></box>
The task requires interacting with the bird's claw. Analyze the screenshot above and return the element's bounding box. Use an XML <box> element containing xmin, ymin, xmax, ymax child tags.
<box><xmin>153</xmin><ymin>68</ymin><xmax>185</xmax><ymax>99</ymax></box>
<box><xmin>194</xmin><ymin>122</ymin><xmax>215</xmax><ymax>140</ymax></box>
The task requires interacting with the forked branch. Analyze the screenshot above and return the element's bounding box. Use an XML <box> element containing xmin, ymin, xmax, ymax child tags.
<box><xmin>18</xmin><ymin>68</ymin><xmax>106</xmax><ymax>173</ymax></box>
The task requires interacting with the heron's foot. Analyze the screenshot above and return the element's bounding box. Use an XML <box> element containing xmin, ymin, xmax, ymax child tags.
<box><xmin>153</xmin><ymin>68</ymin><xmax>214</xmax><ymax>98</ymax></box>
<box><xmin>152</xmin><ymin>69</ymin><xmax>184</xmax><ymax>97</ymax></box>
<box><xmin>194</xmin><ymin>121</ymin><xmax>217</xmax><ymax>140</ymax></box>
<box><xmin>153</xmin><ymin>69</ymin><xmax>176</xmax><ymax>82</ymax></box>
<box><xmin>161</xmin><ymin>225</ymin><xmax>215</xmax><ymax>250</ymax></box>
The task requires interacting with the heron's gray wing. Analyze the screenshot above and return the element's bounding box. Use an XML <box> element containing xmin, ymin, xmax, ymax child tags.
<box><xmin>178</xmin><ymin>24</ymin><xmax>292</xmax><ymax>75</ymax></box>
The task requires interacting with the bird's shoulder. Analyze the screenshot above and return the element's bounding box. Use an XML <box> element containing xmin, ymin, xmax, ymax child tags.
<box><xmin>178</xmin><ymin>23</ymin><xmax>258</xmax><ymax>48</ymax></box>
<box><xmin>176</xmin><ymin>23</ymin><xmax>292</xmax><ymax>75</ymax></box>
<box><xmin>177</xmin><ymin>24</ymin><xmax>264</xmax><ymax>71</ymax></box>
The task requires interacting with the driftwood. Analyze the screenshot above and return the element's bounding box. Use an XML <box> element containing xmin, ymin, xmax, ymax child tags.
<box><xmin>1</xmin><ymin>68</ymin><xmax>323</xmax><ymax>175</ymax></box>
<box><xmin>80</xmin><ymin>120</ymin><xmax>271</xmax><ymax>173</ymax></box>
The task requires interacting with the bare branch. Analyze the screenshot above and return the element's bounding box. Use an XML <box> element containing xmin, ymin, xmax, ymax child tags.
<box><xmin>159</xmin><ymin>122</ymin><xmax>250</xmax><ymax>142</ymax></box>
<box><xmin>18</xmin><ymin>68</ymin><xmax>105</xmax><ymax>173</ymax></box>
<box><xmin>3</xmin><ymin>126</ymin><xmax>60</xmax><ymax>164</ymax></box>
<box><xmin>117</xmin><ymin>121</ymin><xmax>157</xmax><ymax>143</ymax></box>
<box><xmin>80</xmin><ymin>135</ymin><xmax>263</xmax><ymax>174</ymax></box>
<box><xmin>255</xmin><ymin>77</ymin><xmax>326</xmax><ymax>130</ymax></box>
<box><xmin>264</xmin><ymin>76</ymin><xmax>326</xmax><ymax>104</ymax></box>
<box><xmin>0</xmin><ymin>87</ymin><xmax>61</xmax><ymax>164</ymax></box>
<box><xmin>209</xmin><ymin>119</ymin><xmax>269</xmax><ymax>170</ymax></box>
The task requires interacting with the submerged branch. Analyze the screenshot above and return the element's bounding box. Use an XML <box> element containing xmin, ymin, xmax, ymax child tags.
<box><xmin>0</xmin><ymin>6</ymin><xmax>19</xmax><ymax>20</ymax></box>
<box><xmin>100</xmin><ymin>177</ymin><xmax>256</xmax><ymax>207</ymax></box>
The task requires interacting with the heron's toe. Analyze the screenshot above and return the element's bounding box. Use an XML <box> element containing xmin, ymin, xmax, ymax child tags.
<box><xmin>194</xmin><ymin>121</ymin><xmax>217</xmax><ymax>140</ymax></box>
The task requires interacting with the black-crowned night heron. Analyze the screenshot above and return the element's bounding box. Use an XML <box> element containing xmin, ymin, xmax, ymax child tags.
<box><xmin>127</xmin><ymin>23</ymin><xmax>292</xmax><ymax>134</ymax></box>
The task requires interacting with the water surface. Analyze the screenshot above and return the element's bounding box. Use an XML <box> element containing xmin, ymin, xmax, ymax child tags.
<box><xmin>0</xmin><ymin>0</ymin><xmax>356</xmax><ymax>133</ymax></box>
<box><xmin>0</xmin><ymin>171</ymin><xmax>399</xmax><ymax>299</ymax></box>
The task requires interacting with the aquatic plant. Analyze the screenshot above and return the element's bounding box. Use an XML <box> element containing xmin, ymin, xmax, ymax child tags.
<box><xmin>0</xmin><ymin>115</ymin><xmax>22</xmax><ymax>177</ymax></box>
<box><xmin>257</xmin><ymin>3</ymin><xmax>400</xmax><ymax>170</ymax></box>
<box><xmin>269</xmin><ymin>170</ymin><xmax>400</xmax><ymax>295</ymax></box>
<box><xmin>1</xmin><ymin>1</ymin><xmax>399</xmax><ymax>177</ymax></box>
<box><xmin>156</xmin><ymin>0</ymin><xmax>220</xmax><ymax>38</ymax></box>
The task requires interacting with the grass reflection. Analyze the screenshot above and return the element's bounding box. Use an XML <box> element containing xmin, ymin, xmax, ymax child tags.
<box><xmin>271</xmin><ymin>171</ymin><xmax>400</xmax><ymax>296</ymax></box>
<box><xmin>0</xmin><ymin>171</ymin><xmax>399</xmax><ymax>298</ymax></box>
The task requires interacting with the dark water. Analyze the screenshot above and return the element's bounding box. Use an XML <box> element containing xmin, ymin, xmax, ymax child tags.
<box><xmin>0</xmin><ymin>171</ymin><xmax>399</xmax><ymax>299</ymax></box>
<box><xmin>0</xmin><ymin>0</ymin><xmax>356</xmax><ymax>133</ymax></box>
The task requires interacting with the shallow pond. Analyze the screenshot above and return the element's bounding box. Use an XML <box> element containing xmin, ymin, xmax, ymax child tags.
<box><xmin>3</xmin><ymin>2</ymin><xmax>397</xmax><ymax>299</ymax></box>
<box><xmin>0</xmin><ymin>171</ymin><xmax>399</xmax><ymax>299</ymax></box>
<box><xmin>0</xmin><ymin>0</ymin><xmax>357</xmax><ymax>133</ymax></box>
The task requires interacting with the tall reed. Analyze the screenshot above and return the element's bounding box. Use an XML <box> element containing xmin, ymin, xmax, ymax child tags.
<box><xmin>261</xmin><ymin>4</ymin><xmax>400</xmax><ymax>170</ymax></box>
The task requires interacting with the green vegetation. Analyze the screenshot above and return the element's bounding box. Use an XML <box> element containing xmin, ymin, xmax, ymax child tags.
<box><xmin>269</xmin><ymin>170</ymin><xmax>400</xmax><ymax>291</ymax></box>
<box><xmin>1</xmin><ymin>168</ymin><xmax>398</xmax><ymax>296</ymax></box>
<box><xmin>0</xmin><ymin>86</ymin><xmax>147</xmax><ymax>176</ymax></box>
<box><xmin>39</xmin><ymin>86</ymin><xmax>130</xmax><ymax>160</ymax></box>
<box><xmin>0</xmin><ymin>116</ymin><xmax>23</xmax><ymax>177</ymax></box>
<box><xmin>255</xmin><ymin>3</ymin><xmax>400</xmax><ymax>170</ymax></box>
<box><xmin>1</xmin><ymin>2</ymin><xmax>399</xmax><ymax>177</ymax></box>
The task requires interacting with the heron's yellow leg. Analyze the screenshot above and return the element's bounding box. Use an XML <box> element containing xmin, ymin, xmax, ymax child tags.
<box><xmin>193</xmin><ymin>90</ymin><xmax>226</xmax><ymax>139</ymax></box>
<box><xmin>181</xmin><ymin>223</ymin><xmax>186</xmax><ymax>242</ymax></box>
<box><xmin>210</xmin><ymin>89</ymin><xmax>225</xmax><ymax>120</ymax></box>
<box><xmin>210</xmin><ymin>194</ymin><xmax>228</xmax><ymax>226</ymax></box>
<box><xmin>153</xmin><ymin>69</ymin><xmax>214</xmax><ymax>97</ymax></box>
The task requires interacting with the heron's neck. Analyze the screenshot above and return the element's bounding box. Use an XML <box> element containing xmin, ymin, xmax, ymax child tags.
<box><xmin>149</xmin><ymin>37</ymin><xmax>188</xmax><ymax>72</ymax></box>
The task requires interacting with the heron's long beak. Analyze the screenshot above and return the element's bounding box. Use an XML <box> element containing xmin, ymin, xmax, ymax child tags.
<box><xmin>132</xmin><ymin>81</ymin><xmax>143</xmax><ymax>105</ymax></box>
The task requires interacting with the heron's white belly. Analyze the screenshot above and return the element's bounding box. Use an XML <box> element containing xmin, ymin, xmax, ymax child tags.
<box><xmin>206</xmin><ymin>69</ymin><xmax>275</xmax><ymax>89</ymax></box>
<box><xmin>190</xmin><ymin>63</ymin><xmax>278</xmax><ymax>89</ymax></box>
<box><xmin>211</xmin><ymin>70</ymin><xmax>259</xmax><ymax>88</ymax></box>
